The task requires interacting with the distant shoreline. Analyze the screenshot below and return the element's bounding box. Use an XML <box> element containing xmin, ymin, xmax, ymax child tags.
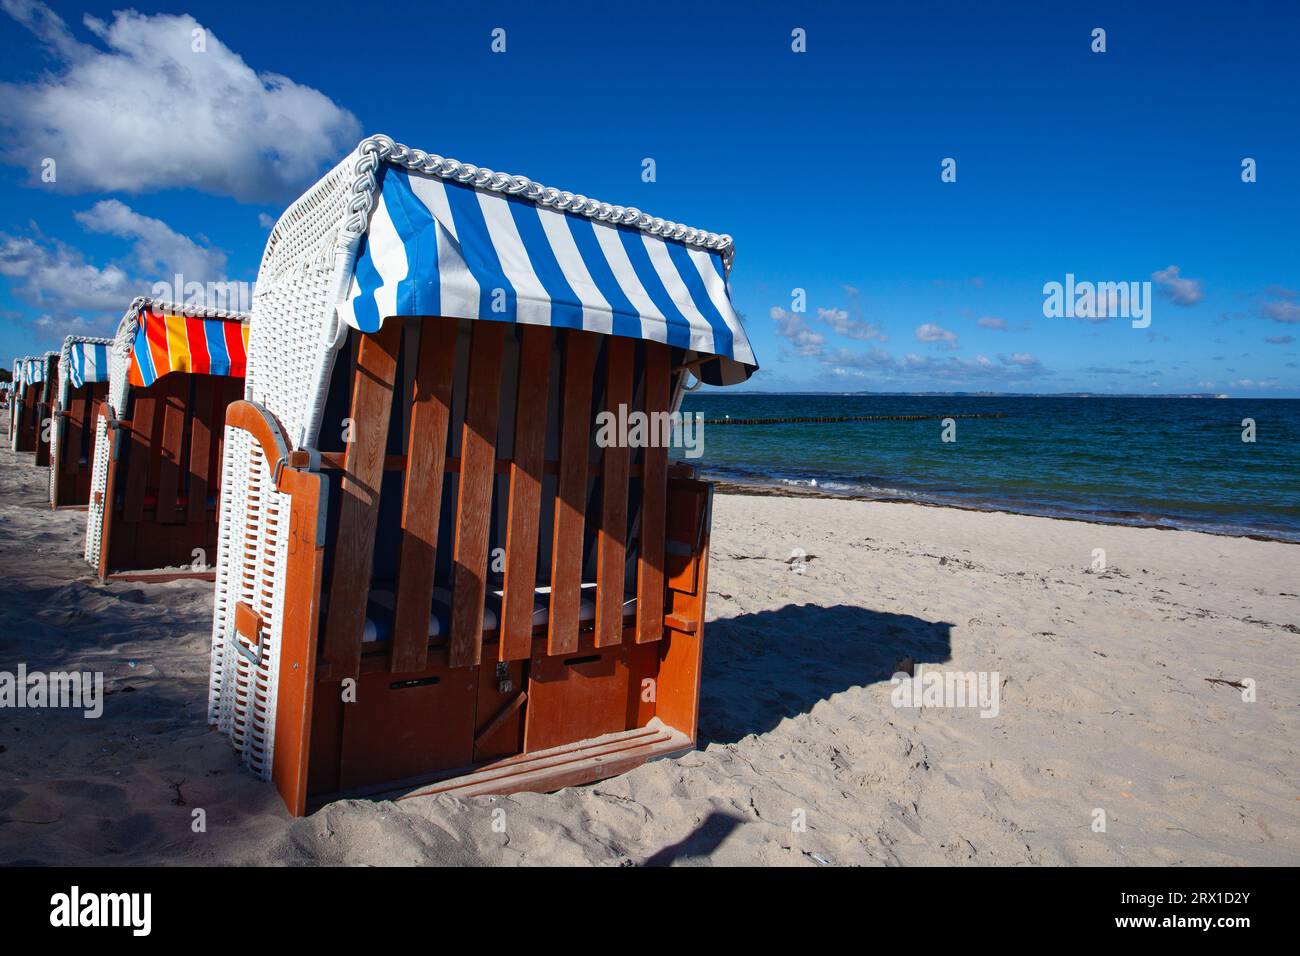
<box><xmin>712</xmin><ymin>478</ymin><xmax>1300</xmax><ymax>546</ymax></box>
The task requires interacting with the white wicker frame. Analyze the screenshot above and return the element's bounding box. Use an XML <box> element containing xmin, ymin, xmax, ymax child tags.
<box><xmin>82</xmin><ymin>297</ymin><xmax>249</xmax><ymax>568</ymax></box>
<box><xmin>207</xmin><ymin>423</ymin><xmax>290</xmax><ymax>778</ymax></box>
<box><xmin>50</xmin><ymin>335</ymin><xmax>113</xmax><ymax>507</ymax></box>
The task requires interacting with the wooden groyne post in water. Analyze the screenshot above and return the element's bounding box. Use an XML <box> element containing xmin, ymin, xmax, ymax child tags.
<box><xmin>699</xmin><ymin>412</ymin><xmax>1007</xmax><ymax>425</ymax></box>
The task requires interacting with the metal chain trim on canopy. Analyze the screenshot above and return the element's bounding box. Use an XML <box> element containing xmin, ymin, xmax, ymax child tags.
<box><xmin>343</xmin><ymin>135</ymin><xmax>736</xmax><ymax>270</ymax></box>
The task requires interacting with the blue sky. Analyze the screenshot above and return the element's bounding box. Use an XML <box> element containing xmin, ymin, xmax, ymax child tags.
<box><xmin>1</xmin><ymin>0</ymin><xmax>1297</xmax><ymax>395</ymax></box>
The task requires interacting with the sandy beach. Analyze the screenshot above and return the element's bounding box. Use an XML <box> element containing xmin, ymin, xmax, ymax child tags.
<box><xmin>1</xmin><ymin>441</ymin><xmax>1296</xmax><ymax>866</ymax></box>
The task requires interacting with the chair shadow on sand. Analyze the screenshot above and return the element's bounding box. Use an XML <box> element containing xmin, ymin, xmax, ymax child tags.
<box><xmin>695</xmin><ymin>603</ymin><xmax>953</xmax><ymax>747</ymax></box>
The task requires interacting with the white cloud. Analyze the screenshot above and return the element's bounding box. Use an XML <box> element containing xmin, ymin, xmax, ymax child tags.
<box><xmin>2</xmin><ymin>201</ymin><xmax>237</xmax><ymax>328</ymax></box>
<box><xmin>771</xmin><ymin>306</ymin><xmax>826</xmax><ymax>357</ymax></box>
<box><xmin>819</xmin><ymin>306</ymin><xmax>885</xmax><ymax>341</ymax></box>
<box><xmin>0</xmin><ymin>230</ymin><xmax>134</xmax><ymax>312</ymax></box>
<box><xmin>1232</xmin><ymin>378</ymin><xmax>1277</xmax><ymax>389</ymax></box>
<box><xmin>1151</xmin><ymin>265</ymin><xmax>1204</xmax><ymax>306</ymax></box>
<box><xmin>34</xmin><ymin>311</ymin><xmax>111</xmax><ymax>335</ymax></box>
<box><xmin>823</xmin><ymin>346</ymin><xmax>894</xmax><ymax>370</ymax></box>
<box><xmin>1000</xmin><ymin>351</ymin><xmax>1043</xmax><ymax>370</ymax></box>
<box><xmin>1262</xmin><ymin>300</ymin><xmax>1300</xmax><ymax>324</ymax></box>
<box><xmin>977</xmin><ymin>316</ymin><xmax>1007</xmax><ymax>330</ymax></box>
<box><xmin>820</xmin><ymin>345</ymin><xmax>1048</xmax><ymax>384</ymax></box>
<box><xmin>75</xmin><ymin>200</ymin><xmax>227</xmax><ymax>282</ymax></box>
<box><xmin>258</xmin><ymin>212</ymin><xmax>276</xmax><ymax>230</ymax></box>
<box><xmin>0</xmin><ymin>1</ymin><xmax>361</xmax><ymax>202</ymax></box>
<box><xmin>915</xmin><ymin>322</ymin><xmax>959</xmax><ymax>349</ymax></box>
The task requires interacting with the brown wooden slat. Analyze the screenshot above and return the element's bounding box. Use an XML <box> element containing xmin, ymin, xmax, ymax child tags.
<box><xmin>548</xmin><ymin>331</ymin><xmax>600</xmax><ymax>656</ymax></box>
<box><xmin>122</xmin><ymin>397</ymin><xmax>154</xmax><ymax>523</ymax></box>
<box><xmin>448</xmin><ymin>321</ymin><xmax>506</xmax><ymax>669</ymax></box>
<box><xmin>187</xmin><ymin>376</ymin><xmax>214</xmax><ymax>525</ymax></box>
<box><xmin>499</xmin><ymin>325</ymin><xmax>552</xmax><ymax>662</ymax></box>
<box><xmin>144</xmin><ymin>382</ymin><xmax>172</xmax><ymax>503</ymax></box>
<box><xmin>317</xmin><ymin>453</ymin><xmax>645</xmax><ymax>479</ymax></box>
<box><xmin>155</xmin><ymin>379</ymin><xmax>187</xmax><ymax>524</ymax></box>
<box><xmin>391</xmin><ymin>316</ymin><xmax>457</xmax><ymax>673</ymax></box>
<box><xmin>321</xmin><ymin>324</ymin><xmax>402</xmax><ymax>681</ymax></box>
<box><xmin>595</xmin><ymin>337</ymin><xmax>633</xmax><ymax>648</ymax></box>
<box><xmin>636</xmin><ymin>342</ymin><xmax>671</xmax><ymax>644</ymax></box>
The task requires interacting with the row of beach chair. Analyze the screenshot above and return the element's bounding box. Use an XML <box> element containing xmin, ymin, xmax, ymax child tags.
<box><xmin>10</xmin><ymin>135</ymin><xmax>758</xmax><ymax>815</ymax></box>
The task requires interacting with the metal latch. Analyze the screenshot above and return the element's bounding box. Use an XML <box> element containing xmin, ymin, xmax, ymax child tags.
<box><xmin>234</xmin><ymin>601</ymin><xmax>264</xmax><ymax>665</ymax></box>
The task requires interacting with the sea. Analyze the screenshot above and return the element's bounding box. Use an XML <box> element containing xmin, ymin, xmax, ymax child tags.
<box><xmin>676</xmin><ymin>394</ymin><xmax>1300</xmax><ymax>543</ymax></box>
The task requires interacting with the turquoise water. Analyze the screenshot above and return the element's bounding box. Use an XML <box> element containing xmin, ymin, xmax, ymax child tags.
<box><xmin>677</xmin><ymin>394</ymin><xmax>1300</xmax><ymax>542</ymax></box>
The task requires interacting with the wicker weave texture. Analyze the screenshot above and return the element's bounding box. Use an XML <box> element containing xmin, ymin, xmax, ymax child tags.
<box><xmin>208</xmin><ymin>423</ymin><xmax>288</xmax><ymax>780</ymax></box>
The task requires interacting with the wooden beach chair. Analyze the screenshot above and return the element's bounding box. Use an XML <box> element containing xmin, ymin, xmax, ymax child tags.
<box><xmin>33</xmin><ymin>352</ymin><xmax>60</xmax><ymax>468</ymax></box>
<box><xmin>83</xmin><ymin>297</ymin><xmax>250</xmax><ymax>582</ymax></box>
<box><xmin>208</xmin><ymin>135</ymin><xmax>758</xmax><ymax>815</ymax></box>
<box><xmin>4</xmin><ymin>361</ymin><xmax>13</xmax><ymax>445</ymax></box>
<box><xmin>7</xmin><ymin>359</ymin><xmax>19</xmax><ymax>446</ymax></box>
<box><xmin>10</xmin><ymin>355</ymin><xmax>44</xmax><ymax>454</ymax></box>
<box><xmin>48</xmin><ymin>336</ymin><xmax>114</xmax><ymax>509</ymax></box>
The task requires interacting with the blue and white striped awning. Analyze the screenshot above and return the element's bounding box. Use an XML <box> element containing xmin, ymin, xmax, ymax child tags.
<box><xmin>67</xmin><ymin>340</ymin><xmax>111</xmax><ymax>389</ymax></box>
<box><xmin>20</xmin><ymin>357</ymin><xmax>44</xmax><ymax>387</ymax></box>
<box><xmin>338</xmin><ymin>166</ymin><xmax>757</xmax><ymax>385</ymax></box>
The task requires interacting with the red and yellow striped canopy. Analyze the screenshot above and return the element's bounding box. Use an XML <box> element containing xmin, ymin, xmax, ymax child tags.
<box><xmin>128</xmin><ymin>307</ymin><xmax>249</xmax><ymax>387</ymax></box>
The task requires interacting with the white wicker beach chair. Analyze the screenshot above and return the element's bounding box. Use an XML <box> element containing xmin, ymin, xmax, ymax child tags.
<box><xmin>32</xmin><ymin>351</ymin><xmax>61</xmax><ymax>469</ymax></box>
<box><xmin>8</xmin><ymin>358</ymin><xmax>19</xmax><ymax>447</ymax></box>
<box><xmin>48</xmin><ymin>335</ymin><xmax>114</xmax><ymax>508</ymax></box>
<box><xmin>83</xmin><ymin>297</ymin><xmax>250</xmax><ymax>580</ymax></box>
<box><xmin>209</xmin><ymin>134</ymin><xmax>757</xmax><ymax>814</ymax></box>
<box><xmin>11</xmin><ymin>355</ymin><xmax>44</xmax><ymax>453</ymax></box>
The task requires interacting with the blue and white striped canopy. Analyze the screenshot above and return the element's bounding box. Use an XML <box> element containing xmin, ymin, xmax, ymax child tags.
<box><xmin>339</xmin><ymin>167</ymin><xmax>757</xmax><ymax>385</ymax></box>
<box><xmin>67</xmin><ymin>340</ymin><xmax>111</xmax><ymax>389</ymax></box>
<box><xmin>20</xmin><ymin>357</ymin><xmax>44</xmax><ymax>387</ymax></box>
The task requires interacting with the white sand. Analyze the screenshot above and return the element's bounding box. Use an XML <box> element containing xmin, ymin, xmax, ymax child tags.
<box><xmin>1</xmin><ymin>442</ymin><xmax>1297</xmax><ymax>866</ymax></box>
